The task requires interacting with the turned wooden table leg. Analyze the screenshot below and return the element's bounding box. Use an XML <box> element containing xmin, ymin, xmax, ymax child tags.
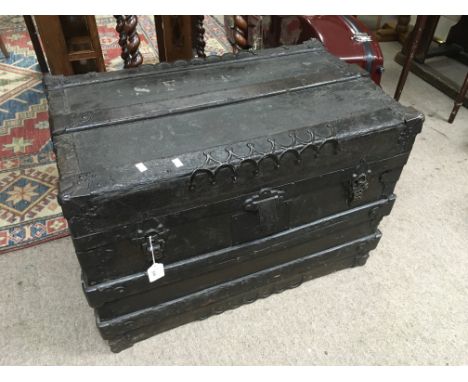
<box><xmin>448</xmin><ymin>73</ymin><xmax>468</xmax><ymax>124</ymax></box>
<box><xmin>394</xmin><ymin>15</ymin><xmax>428</xmax><ymax>101</ymax></box>
<box><xmin>114</xmin><ymin>15</ymin><xmax>143</xmax><ymax>68</ymax></box>
<box><xmin>395</xmin><ymin>15</ymin><xmax>411</xmax><ymax>42</ymax></box>
<box><xmin>193</xmin><ymin>15</ymin><xmax>206</xmax><ymax>58</ymax></box>
<box><xmin>233</xmin><ymin>15</ymin><xmax>249</xmax><ymax>51</ymax></box>
<box><xmin>115</xmin><ymin>15</ymin><xmax>130</xmax><ymax>67</ymax></box>
<box><xmin>125</xmin><ymin>15</ymin><xmax>143</xmax><ymax>67</ymax></box>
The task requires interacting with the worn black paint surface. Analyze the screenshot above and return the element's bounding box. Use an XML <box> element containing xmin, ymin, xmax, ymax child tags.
<box><xmin>45</xmin><ymin>40</ymin><xmax>423</xmax><ymax>352</ymax></box>
<box><xmin>96</xmin><ymin>197</ymin><xmax>394</xmax><ymax>321</ymax></box>
<box><xmin>105</xmin><ymin>233</ymin><xmax>381</xmax><ymax>353</ymax></box>
<box><xmin>83</xmin><ymin>196</ymin><xmax>395</xmax><ymax>309</ymax></box>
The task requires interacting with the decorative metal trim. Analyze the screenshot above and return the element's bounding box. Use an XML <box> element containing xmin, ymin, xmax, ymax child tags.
<box><xmin>189</xmin><ymin>128</ymin><xmax>340</xmax><ymax>190</ymax></box>
<box><xmin>71</xmin><ymin>111</ymin><xmax>94</xmax><ymax>127</ymax></box>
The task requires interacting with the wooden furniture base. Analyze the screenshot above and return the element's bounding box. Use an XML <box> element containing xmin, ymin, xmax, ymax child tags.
<box><xmin>448</xmin><ymin>73</ymin><xmax>468</xmax><ymax>123</ymax></box>
<box><xmin>394</xmin><ymin>15</ymin><xmax>468</xmax><ymax>123</ymax></box>
<box><xmin>394</xmin><ymin>16</ymin><xmax>428</xmax><ymax>101</ymax></box>
<box><xmin>24</xmin><ymin>16</ymin><xmax>48</xmax><ymax>73</ymax></box>
<box><xmin>154</xmin><ymin>15</ymin><xmax>206</xmax><ymax>62</ymax></box>
<box><xmin>34</xmin><ymin>16</ymin><xmax>106</xmax><ymax>75</ymax></box>
<box><xmin>395</xmin><ymin>51</ymin><xmax>468</xmax><ymax>108</ymax></box>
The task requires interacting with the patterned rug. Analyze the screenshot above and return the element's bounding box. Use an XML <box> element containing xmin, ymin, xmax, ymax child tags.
<box><xmin>0</xmin><ymin>15</ymin><xmax>231</xmax><ymax>254</ymax></box>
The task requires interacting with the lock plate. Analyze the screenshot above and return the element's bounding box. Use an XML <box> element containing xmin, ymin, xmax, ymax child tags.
<box><xmin>244</xmin><ymin>188</ymin><xmax>286</xmax><ymax>229</ymax></box>
<box><xmin>348</xmin><ymin>161</ymin><xmax>372</xmax><ymax>204</ymax></box>
<box><xmin>132</xmin><ymin>222</ymin><xmax>169</xmax><ymax>261</ymax></box>
<box><xmin>231</xmin><ymin>188</ymin><xmax>289</xmax><ymax>244</ymax></box>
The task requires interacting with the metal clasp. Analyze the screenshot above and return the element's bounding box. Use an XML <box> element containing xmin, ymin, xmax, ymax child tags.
<box><xmin>244</xmin><ymin>188</ymin><xmax>285</xmax><ymax>228</ymax></box>
<box><xmin>146</xmin><ymin>234</ymin><xmax>163</xmax><ymax>262</ymax></box>
<box><xmin>348</xmin><ymin>161</ymin><xmax>372</xmax><ymax>204</ymax></box>
<box><xmin>132</xmin><ymin>222</ymin><xmax>169</xmax><ymax>261</ymax></box>
<box><xmin>352</xmin><ymin>32</ymin><xmax>372</xmax><ymax>43</ymax></box>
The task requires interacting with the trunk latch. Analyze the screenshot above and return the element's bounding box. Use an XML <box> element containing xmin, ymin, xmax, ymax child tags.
<box><xmin>134</xmin><ymin>223</ymin><xmax>169</xmax><ymax>260</ymax></box>
<box><xmin>244</xmin><ymin>188</ymin><xmax>285</xmax><ymax>228</ymax></box>
<box><xmin>145</xmin><ymin>234</ymin><xmax>164</xmax><ymax>260</ymax></box>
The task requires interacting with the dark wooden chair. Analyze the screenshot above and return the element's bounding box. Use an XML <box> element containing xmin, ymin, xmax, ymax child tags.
<box><xmin>154</xmin><ymin>15</ymin><xmax>206</xmax><ymax>62</ymax></box>
<box><xmin>32</xmin><ymin>16</ymin><xmax>106</xmax><ymax>75</ymax></box>
<box><xmin>394</xmin><ymin>16</ymin><xmax>468</xmax><ymax>123</ymax></box>
<box><xmin>25</xmin><ymin>15</ymin><xmax>207</xmax><ymax>75</ymax></box>
<box><xmin>113</xmin><ymin>15</ymin><xmax>206</xmax><ymax>67</ymax></box>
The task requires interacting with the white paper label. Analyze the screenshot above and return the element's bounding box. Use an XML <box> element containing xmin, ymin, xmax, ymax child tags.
<box><xmin>134</xmin><ymin>87</ymin><xmax>150</xmax><ymax>93</ymax></box>
<box><xmin>172</xmin><ymin>158</ymin><xmax>183</xmax><ymax>168</ymax></box>
<box><xmin>135</xmin><ymin>162</ymin><xmax>148</xmax><ymax>172</ymax></box>
<box><xmin>162</xmin><ymin>80</ymin><xmax>176</xmax><ymax>91</ymax></box>
<box><xmin>147</xmin><ymin>262</ymin><xmax>165</xmax><ymax>283</ymax></box>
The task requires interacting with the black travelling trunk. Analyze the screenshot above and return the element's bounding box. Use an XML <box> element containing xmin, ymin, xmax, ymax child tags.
<box><xmin>45</xmin><ymin>40</ymin><xmax>423</xmax><ymax>352</ymax></box>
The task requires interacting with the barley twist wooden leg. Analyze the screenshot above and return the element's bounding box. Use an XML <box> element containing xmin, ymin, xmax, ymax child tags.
<box><xmin>233</xmin><ymin>15</ymin><xmax>249</xmax><ymax>51</ymax></box>
<box><xmin>115</xmin><ymin>15</ymin><xmax>143</xmax><ymax>68</ymax></box>
<box><xmin>193</xmin><ymin>15</ymin><xmax>206</xmax><ymax>58</ymax></box>
<box><xmin>114</xmin><ymin>15</ymin><xmax>131</xmax><ymax>68</ymax></box>
<box><xmin>124</xmin><ymin>15</ymin><xmax>143</xmax><ymax>68</ymax></box>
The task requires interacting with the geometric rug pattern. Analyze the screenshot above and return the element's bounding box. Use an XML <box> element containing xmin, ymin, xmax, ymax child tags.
<box><xmin>0</xmin><ymin>15</ymin><xmax>230</xmax><ymax>254</ymax></box>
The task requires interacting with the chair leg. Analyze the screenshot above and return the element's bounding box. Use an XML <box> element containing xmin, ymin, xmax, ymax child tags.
<box><xmin>394</xmin><ymin>15</ymin><xmax>428</xmax><ymax>101</ymax></box>
<box><xmin>0</xmin><ymin>35</ymin><xmax>9</xmax><ymax>58</ymax></box>
<box><xmin>448</xmin><ymin>72</ymin><xmax>468</xmax><ymax>124</ymax></box>
<box><xmin>23</xmin><ymin>16</ymin><xmax>49</xmax><ymax>73</ymax></box>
